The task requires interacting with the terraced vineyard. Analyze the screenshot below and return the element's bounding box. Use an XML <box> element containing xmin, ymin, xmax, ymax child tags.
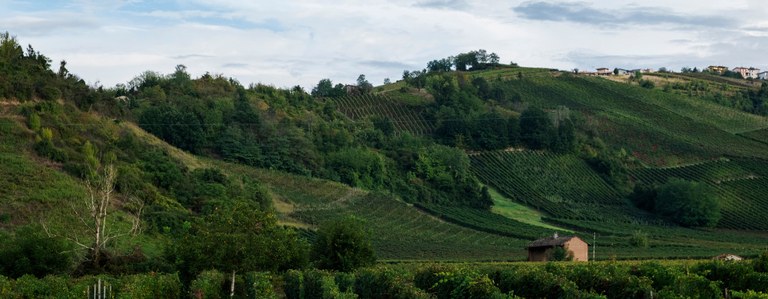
<box><xmin>631</xmin><ymin>158</ymin><xmax>768</xmax><ymax>230</ymax></box>
<box><xmin>469</xmin><ymin>150</ymin><xmax>654</xmax><ymax>223</ymax></box>
<box><xmin>739</xmin><ymin>128</ymin><xmax>768</xmax><ymax>145</ymax></box>
<box><xmin>414</xmin><ymin>203</ymin><xmax>555</xmax><ymax>240</ymax></box>
<box><xmin>290</xmin><ymin>193</ymin><xmax>528</xmax><ymax>260</ymax></box>
<box><xmin>332</xmin><ymin>94</ymin><xmax>435</xmax><ymax>135</ymax></box>
<box><xmin>218</xmin><ymin>164</ymin><xmax>530</xmax><ymax>261</ymax></box>
<box><xmin>503</xmin><ymin>75</ymin><xmax>768</xmax><ymax>164</ymax></box>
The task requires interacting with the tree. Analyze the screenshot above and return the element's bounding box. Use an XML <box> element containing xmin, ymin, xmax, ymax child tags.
<box><xmin>548</xmin><ymin>246</ymin><xmax>573</xmax><ymax>261</ymax></box>
<box><xmin>42</xmin><ymin>163</ymin><xmax>122</xmax><ymax>271</ymax></box>
<box><xmin>519</xmin><ymin>107</ymin><xmax>555</xmax><ymax>150</ymax></box>
<box><xmin>488</xmin><ymin>53</ymin><xmax>500</xmax><ymax>65</ymax></box>
<box><xmin>310</xmin><ymin>216</ymin><xmax>375</xmax><ymax>272</ymax></box>
<box><xmin>311</xmin><ymin>79</ymin><xmax>334</xmax><ymax>97</ymax></box>
<box><xmin>655</xmin><ymin>178</ymin><xmax>720</xmax><ymax>227</ymax></box>
<box><xmin>178</xmin><ymin>201</ymin><xmax>308</xmax><ymax>297</ymax></box>
<box><xmin>356</xmin><ymin>74</ymin><xmax>373</xmax><ymax>94</ymax></box>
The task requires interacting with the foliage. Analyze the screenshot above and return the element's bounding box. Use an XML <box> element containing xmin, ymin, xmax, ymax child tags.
<box><xmin>655</xmin><ymin>178</ymin><xmax>721</xmax><ymax>227</ymax></box>
<box><xmin>629</xmin><ymin>230</ymin><xmax>649</xmax><ymax>248</ymax></box>
<box><xmin>246</xmin><ymin>272</ymin><xmax>278</xmax><ymax>299</ymax></box>
<box><xmin>118</xmin><ymin>272</ymin><xmax>182</xmax><ymax>299</ymax></box>
<box><xmin>190</xmin><ymin>270</ymin><xmax>226</xmax><ymax>299</ymax></box>
<box><xmin>548</xmin><ymin>246</ymin><xmax>574</xmax><ymax>261</ymax></box>
<box><xmin>173</xmin><ymin>200</ymin><xmax>309</xmax><ymax>279</ymax></box>
<box><xmin>0</xmin><ymin>226</ymin><xmax>73</xmax><ymax>278</ymax></box>
<box><xmin>520</xmin><ymin>106</ymin><xmax>555</xmax><ymax>149</ymax></box>
<box><xmin>311</xmin><ymin>216</ymin><xmax>375</xmax><ymax>272</ymax></box>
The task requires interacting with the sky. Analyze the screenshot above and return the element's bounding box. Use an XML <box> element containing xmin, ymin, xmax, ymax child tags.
<box><xmin>2</xmin><ymin>0</ymin><xmax>768</xmax><ymax>89</ymax></box>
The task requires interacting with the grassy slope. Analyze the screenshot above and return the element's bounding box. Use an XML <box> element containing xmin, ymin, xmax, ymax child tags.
<box><xmin>488</xmin><ymin>186</ymin><xmax>568</xmax><ymax>231</ymax></box>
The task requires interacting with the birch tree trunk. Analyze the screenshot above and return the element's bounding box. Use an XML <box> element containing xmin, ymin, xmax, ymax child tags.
<box><xmin>230</xmin><ymin>270</ymin><xmax>236</xmax><ymax>298</ymax></box>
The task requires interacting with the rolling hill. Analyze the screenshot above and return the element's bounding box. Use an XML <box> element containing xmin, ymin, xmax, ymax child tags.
<box><xmin>2</xmin><ymin>36</ymin><xmax>768</xmax><ymax>275</ymax></box>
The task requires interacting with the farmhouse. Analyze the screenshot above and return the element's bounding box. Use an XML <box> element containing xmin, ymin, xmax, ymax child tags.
<box><xmin>527</xmin><ymin>233</ymin><xmax>589</xmax><ymax>262</ymax></box>
<box><xmin>759</xmin><ymin>71</ymin><xmax>768</xmax><ymax>80</ymax></box>
<box><xmin>596</xmin><ymin>68</ymin><xmax>611</xmax><ymax>76</ymax></box>
<box><xmin>733</xmin><ymin>67</ymin><xmax>760</xmax><ymax>79</ymax></box>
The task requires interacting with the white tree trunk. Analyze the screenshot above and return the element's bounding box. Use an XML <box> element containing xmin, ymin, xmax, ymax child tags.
<box><xmin>230</xmin><ymin>270</ymin><xmax>236</xmax><ymax>298</ymax></box>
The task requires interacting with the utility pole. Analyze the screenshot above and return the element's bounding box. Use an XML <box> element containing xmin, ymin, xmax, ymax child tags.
<box><xmin>592</xmin><ymin>232</ymin><xmax>596</xmax><ymax>261</ymax></box>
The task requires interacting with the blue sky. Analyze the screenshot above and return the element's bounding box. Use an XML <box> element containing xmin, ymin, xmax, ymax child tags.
<box><xmin>2</xmin><ymin>0</ymin><xmax>767</xmax><ymax>89</ymax></box>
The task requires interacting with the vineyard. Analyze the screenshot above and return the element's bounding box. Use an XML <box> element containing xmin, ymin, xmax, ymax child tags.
<box><xmin>217</xmin><ymin>164</ymin><xmax>531</xmax><ymax>261</ymax></box>
<box><xmin>631</xmin><ymin>158</ymin><xmax>768</xmax><ymax>230</ymax></box>
<box><xmin>740</xmin><ymin>128</ymin><xmax>768</xmax><ymax>145</ymax></box>
<box><xmin>331</xmin><ymin>94</ymin><xmax>435</xmax><ymax>136</ymax></box>
<box><xmin>501</xmin><ymin>75</ymin><xmax>768</xmax><ymax>164</ymax></box>
<box><xmin>469</xmin><ymin>150</ymin><xmax>653</xmax><ymax>223</ymax></box>
<box><xmin>414</xmin><ymin>203</ymin><xmax>555</xmax><ymax>240</ymax></box>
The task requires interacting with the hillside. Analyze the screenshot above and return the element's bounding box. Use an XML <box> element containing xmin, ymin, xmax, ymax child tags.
<box><xmin>3</xmin><ymin>36</ymin><xmax>768</xmax><ymax>294</ymax></box>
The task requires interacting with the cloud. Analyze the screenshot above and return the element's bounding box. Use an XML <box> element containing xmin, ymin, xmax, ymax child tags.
<box><xmin>513</xmin><ymin>1</ymin><xmax>734</xmax><ymax>28</ymax></box>
<box><xmin>3</xmin><ymin>14</ymin><xmax>97</xmax><ymax>36</ymax></box>
<box><xmin>171</xmin><ymin>54</ymin><xmax>214</xmax><ymax>59</ymax></box>
<box><xmin>358</xmin><ymin>60</ymin><xmax>415</xmax><ymax>69</ymax></box>
<box><xmin>414</xmin><ymin>0</ymin><xmax>469</xmax><ymax>10</ymax></box>
<box><xmin>221</xmin><ymin>63</ymin><xmax>249</xmax><ymax>68</ymax></box>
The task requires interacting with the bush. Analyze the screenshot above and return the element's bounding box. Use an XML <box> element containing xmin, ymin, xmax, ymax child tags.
<box><xmin>0</xmin><ymin>226</ymin><xmax>73</xmax><ymax>278</ymax></box>
<box><xmin>245</xmin><ymin>272</ymin><xmax>277</xmax><ymax>299</ymax></box>
<box><xmin>629</xmin><ymin>230</ymin><xmax>649</xmax><ymax>248</ymax></box>
<box><xmin>660</xmin><ymin>273</ymin><xmax>720</xmax><ymax>299</ymax></box>
<box><xmin>311</xmin><ymin>216</ymin><xmax>375</xmax><ymax>272</ymax></box>
<box><xmin>119</xmin><ymin>273</ymin><xmax>181</xmax><ymax>299</ymax></box>
<box><xmin>732</xmin><ymin>290</ymin><xmax>768</xmax><ymax>299</ymax></box>
<box><xmin>493</xmin><ymin>267</ymin><xmax>582</xmax><ymax>298</ymax></box>
<box><xmin>190</xmin><ymin>270</ymin><xmax>226</xmax><ymax>299</ymax></box>
<box><xmin>284</xmin><ymin>270</ymin><xmax>305</xmax><ymax>299</ymax></box>
<box><xmin>655</xmin><ymin>178</ymin><xmax>720</xmax><ymax>227</ymax></box>
<box><xmin>355</xmin><ymin>267</ymin><xmax>430</xmax><ymax>299</ymax></box>
<box><xmin>303</xmin><ymin>269</ymin><xmax>356</xmax><ymax>299</ymax></box>
<box><xmin>756</xmin><ymin>251</ymin><xmax>768</xmax><ymax>273</ymax></box>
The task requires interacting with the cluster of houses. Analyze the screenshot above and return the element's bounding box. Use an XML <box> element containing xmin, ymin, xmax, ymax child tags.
<box><xmin>708</xmin><ymin>65</ymin><xmax>767</xmax><ymax>80</ymax></box>
<box><xmin>579</xmin><ymin>68</ymin><xmax>655</xmax><ymax>76</ymax></box>
<box><xmin>579</xmin><ymin>65</ymin><xmax>768</xmax><ymax>80</ymax></box>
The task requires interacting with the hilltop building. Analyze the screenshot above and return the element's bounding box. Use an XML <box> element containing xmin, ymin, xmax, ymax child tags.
<box><xmin>759</xmin><ymin>71</ymin><xmax>768</xmax><ymax>80</ymax></box>
<box><xmin>615</xmin><ymin>68</ymin><xmax>630</xmax><ymax>75</ymax></box>
<box><xmin>733</xmin><ymin>67</ymin><xmax>760</xmax><ymax>79</ymax></box>
<box><xmin>596</xmin><ymin>68</ymin><xmax>611</xmax><ymax>76</ymax></box>
<box><xmin>526</xmin><ymin>233</ymin><xmax>589</xmax><ymax>262</ymax></box>
<box><xmin>707</xmin><ymin>65</ymin><xmax>729</xmax><ymax>74</ymax></box>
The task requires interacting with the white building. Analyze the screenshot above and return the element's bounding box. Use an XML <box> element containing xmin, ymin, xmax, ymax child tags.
<box><xmin>733</xmin><ymin>67</ymin><xmax>760</xmax><ymax>79</ymax></box>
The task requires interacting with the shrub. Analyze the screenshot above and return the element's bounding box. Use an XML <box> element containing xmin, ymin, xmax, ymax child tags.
<box><xmin>119</xmin><ymin>273</ymin><xmax>181</xmax><ymax>299</ymax></box>
<box><xmin>284</xmin><ymin>270</ymin><xmax>304</xmax><ymax>299</ymax></box>
<box><xmin>245</xmin><ymin>272</ymin><xmax>277</xmax><ymax>299</ymax></box>
<box><xmin>756</xmin><ymin>251</ymin><xmax>768</xmax><ymax>273</ymax></box>
<box><xmin>655</xmin><ymin>178</ymin><xmax>720</xmax><ymax>227</ymax></box>
<box><xmin>629</xmin><ymin>230</ymin><xmax>649</xmax><ymax>248</ymax></box>
<box><xmin>0</xmin><ymin>226</ymin><xmax>73</xmax><ymax>278</ymax></box>
<box><xmin>311</xmin><ymin>216</ymin><xmax>375</xmax><ymax>272</ymax></box>
<box><xmin>355</xmin><ymin>267</ymin><xmax>430</xmax><ymax>299</ymax></box>
<box><xmin>303</xmin><ymin>269</ymin><xmax>355</xmax><ymax>299</ymax></box>
<box><xmin>732</xmin><ymin>290</ymin><xmax>768</xmax><ymax>299</ymax></box>
<box><xmin>493</xmin><ymin>267</ymin><xmax>581</xmax><ymax>298</ymax></box>
<box><xmin>660</xmin><ymin>273</ymin><xmax>721</xmax><ymax>299</ymax></box>
<box><xmin>190</xmin><ymin>270</ymin><xmax>226</xmax><ymax>299</ymax></box>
